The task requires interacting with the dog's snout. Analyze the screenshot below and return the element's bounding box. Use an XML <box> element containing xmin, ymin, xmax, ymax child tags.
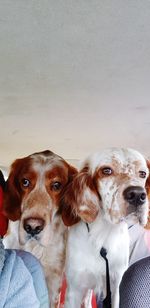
<box><xmin>123</xmin><ymin>186</ymin><xmax>146</xmax><ymax>206</ymax></box>
<box><xmin>24</xmin><ymin>218</ymin><xmax>45</xmax><ymax>236</ymax></box>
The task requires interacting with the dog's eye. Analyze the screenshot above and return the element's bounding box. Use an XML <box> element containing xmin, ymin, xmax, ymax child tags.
<box><xmin>21</xmin><ymin>178</ymin><xmax>30</xmax><ymax>187</ymax></box>
<box><xmin>102</xmin><ymin>167</ymin><xmax>113</xmax><ymax>175</ymax></box>
<box><xmin>51</xmin><ymin>181</ymin><xmax>62</xmax><ymax>191</ymax></box>
<box><xmin>139</xmin><ymin>171</ymin><xmax>146</xmax><ymax>178</ymax></box>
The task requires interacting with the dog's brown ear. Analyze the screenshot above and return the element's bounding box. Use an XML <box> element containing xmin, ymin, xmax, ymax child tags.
<box><xmin>145</xmin><ymin>160</ymin><xmax>150</xmax><ymax>229</ymax></box>
<box><xmin>60</xmin><ymin>176</ymin><xmax>81</xmax><ymax>226</ymax></box>
<box><xmin>60</xmin><ymin>168</ymin><xmax>100</xmax><ymax>226</ymax></box>
<box><xmin>60</xmin><ymin>163</ymin><xmax>80</xmax><ymax>226</ymax></box>
<box><xmin>3</xmin><ymin>159</ymin><xmax>24</xmax><ymax>221</ymax></box>
<box><xmin>67</xmin><ymin>164</ymin><xmax>78</xmax><ymax>182</ymax></box>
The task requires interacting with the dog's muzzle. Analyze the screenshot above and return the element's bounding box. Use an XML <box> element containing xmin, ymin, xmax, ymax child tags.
<box><xmin>123</xmin><ymin>186</ymin><xmax>146</xmax><ymax>206</ymax></box>
<box><xmin>23</xmin><ymin>218</ymin><xmax>45</xmax><ymax>237</ymax></box>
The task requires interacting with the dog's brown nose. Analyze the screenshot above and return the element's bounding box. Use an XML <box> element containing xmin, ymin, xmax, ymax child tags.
<box><xmin>123</xmin><ymin>186</ymin><xmax>146</xmax><ymax>206</ymax></box>
<box><xmin>23</xmin><ymin>218</ymin><xmax>45</xmax><ymax>236</ymax></box>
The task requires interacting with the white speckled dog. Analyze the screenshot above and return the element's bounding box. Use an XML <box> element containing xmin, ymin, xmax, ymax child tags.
<box><xmin>61</xmin><ymin>148</ymin><xmax>150</xmax><ymax>308</ymax></box>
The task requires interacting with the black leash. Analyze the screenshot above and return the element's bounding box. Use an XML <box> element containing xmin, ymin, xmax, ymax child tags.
<box><xmin>86</xmin><ymin>222</ymin><xmax>90</xmax><ymax>232</ymax></box>
<box><xmin>100</xmin><ymin>247</ymin><xmax>111</xmax><ymax>308</ymax></box>
<box><xmin>100</xmin><ymin>223</ymin><xmax>133</xmax><ymax>308</ymax></box>
<box><xmin>86</xmin><ymin>221</ymin><xmax>134</xmax><ymax>308</ymax></box>
<box><xmin>86</xmin><ymin>223</ymin><xmax>111</xmax><ymax>308</ymax></box>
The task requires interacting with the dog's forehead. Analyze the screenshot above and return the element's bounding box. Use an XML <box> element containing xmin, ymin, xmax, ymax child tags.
<box><xmin>84</xmin><ymin>148</ymin><xmax>147</xmax><ymax>174</ymax></box>
<box><xmin>30</xmin><ymin>152</ymin><xmax>66</xmax><ymax>173</ymax></box>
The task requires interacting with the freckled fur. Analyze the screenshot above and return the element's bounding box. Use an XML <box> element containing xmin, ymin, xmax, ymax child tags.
<box><xmin>3</xmin><ymin>150</ymin><xmax>77</xmax><ymax>308</ymax></box>
<box><xmin>62</xmin><ymin>147</ymin><xmax>150</xmax><ymax>308</ymax></box>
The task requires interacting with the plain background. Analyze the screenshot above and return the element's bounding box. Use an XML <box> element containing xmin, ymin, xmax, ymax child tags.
<box><xmin>0</xmin><ymin>1</ymin><xmax>150</xmax><ymax>168</ymax></box>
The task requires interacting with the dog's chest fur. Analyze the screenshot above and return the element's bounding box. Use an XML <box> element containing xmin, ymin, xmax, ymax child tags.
<box><xmin>66</xmin><ymin>218</ymin><xmax>129</xmax><ymax>295</ymax></box>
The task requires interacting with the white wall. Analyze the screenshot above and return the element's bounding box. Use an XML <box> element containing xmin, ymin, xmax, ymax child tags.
<box><xmin>0</xmin><ymin>1</ymin><xmax>150</xmax><ymax>166</ymax></box>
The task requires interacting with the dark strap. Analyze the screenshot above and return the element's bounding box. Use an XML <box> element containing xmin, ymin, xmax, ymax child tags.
<box><xmin>100</xmin><ymin>247</ymin><xmax>111</xmax><ymax>308</ymax></box>
<box><xmin>86</xmin><ymin>224</ymin><xmax>111</xmax><ymax>308</ymax></box>
<box><xmin>86</xmin><ymin>222</ymin><xmax>90</xmax><ymax>232</ymax></box>
<box><xmin>128</xmin><ymin>224</ymin><xmax>134</xmax><ymax>229</ymax></box>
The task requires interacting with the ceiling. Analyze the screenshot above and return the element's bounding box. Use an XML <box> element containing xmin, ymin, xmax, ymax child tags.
<box><xmin>0</xmin><ymin>1</ymin><xmax>150</xmax><ymax>169</ymax></box>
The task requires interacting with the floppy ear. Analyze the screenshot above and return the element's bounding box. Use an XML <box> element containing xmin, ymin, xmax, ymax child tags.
<box><xmin>145</xmin><ymin>160</ymin><xmax>150</xmax><ymax>229</ymax></box>
<box><xmin>60</xmin><ymin>169</ymin><xmax>100</xmax><ymax>226</ymax></box>
<box><xmin>3</xmin><ymin>159</ymin><xmax>23</xmax><ymax>221</ymax></box>
<box><xmin>67</xmin><ymin>164</ymin><xmax>78</xmax><ymax>183</ymax></box>
<box><xmin>0</xmin><ymin>171</ymin><xmax>8</xmax><ymax>236</ymax></box>
<box><xmin>59</xmin><ymin>163</ymin><xmax>80</xmax><ymax>226</ymax></box>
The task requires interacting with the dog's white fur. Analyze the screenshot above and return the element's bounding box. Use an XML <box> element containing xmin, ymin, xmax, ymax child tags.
<box><xmin>3</xmin><ymin>150</ymin><xmax>77</xmax><ymax>308</ymax></box>
<box><xmin>61</xmin><ymin>148</ymin><xmax>149</xmax><ymax>308</ymax></box>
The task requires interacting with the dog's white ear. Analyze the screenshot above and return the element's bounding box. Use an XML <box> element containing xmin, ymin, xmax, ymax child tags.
<box><xmin>61</xmin><ymin>168</ymin><xmax>100</xmax><ymax>226</ymax></box>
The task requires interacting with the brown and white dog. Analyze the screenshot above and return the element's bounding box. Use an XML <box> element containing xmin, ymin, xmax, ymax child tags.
<box><xmin>60</xmin><ymin>148</ymin><xmax>150</xmax><ymax>308</ymax></box>
<box><xmin>3</xmin><ymin>150</ymin><xmax>77</xmax><ymax>308</ymax></box>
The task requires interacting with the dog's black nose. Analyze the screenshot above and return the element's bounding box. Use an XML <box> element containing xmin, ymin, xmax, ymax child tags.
<box><xmin>123</xmin><ymin>186</ymin><xmax>146</xmax><ymax>206</ymax></box>
<box><xmin>24</xmin><ymin>218</ymin><xmax>45</xmax><ymax>236</ymax></box>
